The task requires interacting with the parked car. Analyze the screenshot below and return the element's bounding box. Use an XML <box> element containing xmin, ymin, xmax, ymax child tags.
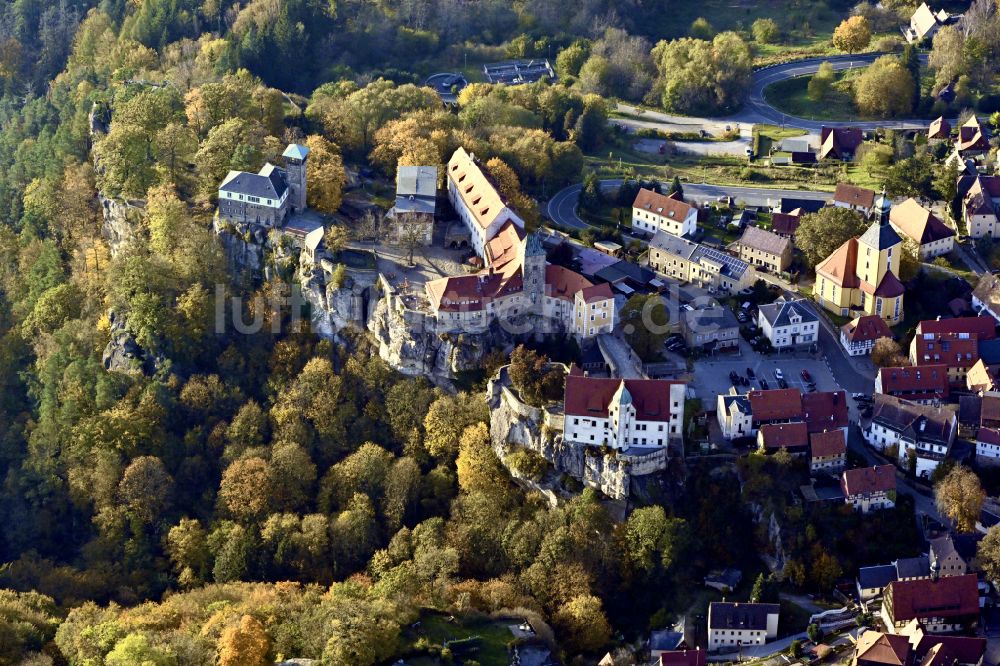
<box><xmin>774</xmin><ymin>369</ymin><xmax>784</xmax><ymax>380</ymax></box>
<box><xmin>800</xmin><ymin>370</ymin><xmax>812</xmax><ymax>383</ymax></box>
<box><xmin>778</xmin><ymin>378</ymin><xmax>788</xmax><ymax>389</ymax></box>
<box><xmin>759</xmin><ymin>379</ymin><xmax>769</xmax><ymax>390</ymax></box>
<box><xmin>747</xmin><ymin>367</ymin><xmax>755</xmax><ymax>379</ymax></box>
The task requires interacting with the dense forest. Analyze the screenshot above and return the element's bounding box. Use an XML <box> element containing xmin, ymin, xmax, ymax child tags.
<box><xmin>0</xmin><ymin>0</ymin><xmax>958</xmax><ymax>663</ymax></box>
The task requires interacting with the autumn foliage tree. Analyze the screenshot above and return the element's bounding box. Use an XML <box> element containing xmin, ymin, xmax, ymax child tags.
<box><xmin>304</xmin><ymin>134</ymin><xmax>347</xmax><ymax>214</ymax></box>
<box><xmin>935</xmin><ymin>465</ymin><xmax>985</xmax><ymax>532</ymax></box>
<box><xmin>833</xmin><ymin>15</ymin><xmax>872</xmax><ymax>54</ymax></box>
<box><xmin>218</xmin><ymin>615</ymin><xmax>271</xmax><ymax>666</ymax></box>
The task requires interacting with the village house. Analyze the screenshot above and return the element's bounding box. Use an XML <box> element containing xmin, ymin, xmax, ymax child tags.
<box><xmin>833</xmin><ymin>183</ymin><xmax>877</xmax><ymax>217</ymax></box>
<box><xmin>217</xmin><ymin>143</ymin><xmax>309</xmax><ymax>227</ymax></box>
<box><xmin>771</xmin><ymin>212</ymin><xmax>801</xmax><ymax>239</ymax></box>
<box><xmin>842</xmin><ymin>465</ymin><xmax>897</xmax><ymax>513</ymax></box>
<box><xmin>966</xmin><ymin>359</ymin><xmax>1000</xmax><ymax>393</ymax></box>
<box><xmin>717</xmin><ymin>392</ymin><xmax>753</xmax><ymax>440</ymax></box>
<box><xmin>853</xmin><ymin>630</ymin><xmax>911</xmax><ymax>666</ymax></box>
<box><xmin>976</xmin><ymin>392</ymin><xmax>1000</xmax><ymax>466</ymax></box>
<box><xmin>820</xmin><ymin>127</ymin><xmax>864</xmax><ymax>161</ymax></box>
<box><xmin>905</xmin><ymin>2</ymin><xmax>950</xmax><ymax>43</ymax></box>
<box><xmin>928</xmin><ymin>116</ymin><xmax>952</xmax><ymax>142</ymax></box>
<box><xmin>928</xmin><ymin>533</ymin><xmax>974</xmax><ymax>578</ymax></box>
<box><xmin>562</xmin><ymin>375</ymin><xmax>686</xmax><ymax>450</ymax></box>
<box><xmin>758</xmin><ymin>298</ymin><xmax>819</xmax><ymax>349</ymax></box>
<box><xmin>647</xmin><ymin>232</ymin><xmax>753</xmax><ymax>292</ymax></box>
<box><xmin>851</xmin><ymin>628</ymin><xmax>985</xmax><ymax>666</ymax></box>
<box><xmin>428</xmin><ymin>149</ymin><xmax>615</xmax><ymax>338</ymax></box>
<box><xmin>857</xmin><ymin>564</ymin><xmax>900</xmax><ymax>602</ymax></box>
<box><xmin>972</xmin><ymin>274</ymin><xmax>1000</xmax><ymax>323</ymax></box>
<box><xmin>866</xmin><ymin>394</ymin><xmax>957</xmax><ymax>479</ymax></box>
<box><xmin>632</xmin><ymin>188</ymin><xmax>698</xmax><ymax>238</ymax></box>
<box><xmin>909</xmin><ymin>317</ymin><xmax>997</xmax><ymax>384</ymax></box>
<box><xmin>875</xmin><ymin>365</ymin><xmax>950</xmax><ymax>404</ymax></box>
<box><xmin>958</xmin><ymin>175</ymin><xmax>1000</xmax><ymax>239</ymax></box>
<box><xmin>814</xmin><ymin>199</ymin><xmax>905</xmax><ymax>324</ymax></box>
<box><xmin>679</xmin><ymin>305</ymin><xmax>740</xmax><ymax>351</ymax></box>
<box><xmin>802</xmin><ymin>390</ymin><xmax>849</xmax><ymax>434</ymax></box>
<box><xmin>707</xmin><ymin>602</ymin><xmax>779</xmax><ymax>651</ymax></box>
<box><xmin>881</xmin><ymin>574</ymin><xmax>979</xmax><ymax>634</ymax></box>
<box><xmin>657</xmin><ymin>649</ymin><xmax>706</xmax><ymax>666</ymax></box>
<box><xmin>810</xmin><ymin>429</ymin><xmax>847</xmax><ymax>474</ymax></box>
<box><xmin>757</xmin><ymin>422</ymin><xmax>809</xmax><ymax>455</ymax></box>
<box><xmin>889</xmin><ymin>198</ymin><xmax>956</xmax><ymax>259</ymax></box>
<box><xmin>735</xmin><ymin>226</ymin><xmax>792</xmax><ymax>273</ymax></box>
<box><xmin>841</xmin><ymin>314</ymin><xmax>894</xmax><ymax>356</ymax></box>
<box><xmin>388</xmin><ymin>165</ymin><xmax>437</xmax><ymax>245</ymax></box>
<box><xmin>956</xmin><ymin>116</ymin><xmax>990</xmax><ymax>156</ymax></box>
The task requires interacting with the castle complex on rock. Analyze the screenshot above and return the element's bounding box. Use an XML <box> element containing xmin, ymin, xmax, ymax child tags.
<box><xmin>425</xmin><ymin>148</ymin><xmax>616</xmax><ymax>338</ymax></box>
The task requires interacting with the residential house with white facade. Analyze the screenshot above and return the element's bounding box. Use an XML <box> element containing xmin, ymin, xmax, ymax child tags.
<box><xmin>958</xmin><ymin>175</ymin><xmax>1000</xmax><ymax>239</ymax></box>
<box><xmin>707</xmin><ymin>602</ymin><xmax>779</xmax><ymax>651</ymax></box>
<box><xmin>833</xmin><ymin>183</ymin><xmax>877</xmax><ymax>216</ymax></box>
<box><xmin>647</xmin><ymin>232</ymin><xmax>754</xmax><ymax>292</ymax></box>
<box><xmin>909</xmin><ymin>316</ymin><xmax>997</xmax><ymax>384</ymax></box>
<box><xmin>841</xmin><ymin>465</ymin><xmax>897</xmax><ymax>513</ymax></box>
<box><xmin>810</xmin><ymin>429</ymin><xmax>847</xmax><ymax>474</ymax></box>
<box><xmin>875</xmin><ymin>365</ymin><xmax>950</xmax><ymax>404</ymax></box>
<box><xmin>758</xmin><ymin>298</ymin><xmax>819</xmax><ymax>349</ymax></box>
<box><xmin>889</xmin><ymin>198</ymin><xmax>956</xmax><ymax>259</ymax></box>
<box><xmin>632</xmin><ymin>188</ymin><xmax>698</xmax><ymax>237</ymax></box>
<box><xmin>717</xmin><ymin>392</ymin><xmax>753</xmax><ymax>440</ymax></box>
<box><xmin>563</xmin><ymin>374</ymin><xmax>686</xmax><ymax>450</ymax></box>
<box><xmin>866</xmin><ymin>394</ymin><xmax>957</xmax><ymax>479</ymax></box>
<box><xmin>447</xmin><ymin>146</ymin><xmax>524</xmax><ymax>258</ymax></box>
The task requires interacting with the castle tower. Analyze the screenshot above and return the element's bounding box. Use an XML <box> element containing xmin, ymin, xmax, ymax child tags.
<box><xmin>522</xmin><ymin>232</ymin><xmax>546</xmax><ymax>307</ymax></box>
<box><xmin>282</xmin><ymin>143</ymin><xmax>311</xmax><ymax>212</ymax></box>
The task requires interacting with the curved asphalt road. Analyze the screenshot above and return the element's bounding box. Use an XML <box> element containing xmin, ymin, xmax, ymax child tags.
<box><xmin>739</xmin><ymin>52</ymin><xmax>933</xmax><ymax>131</ymax></box>
<box><xmin>547</xmin><ymin>179</ymin><xmax>830</xmax><ymax>230</ymax></box>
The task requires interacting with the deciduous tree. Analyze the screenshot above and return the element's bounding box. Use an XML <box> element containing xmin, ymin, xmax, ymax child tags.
<box><xmin>935</xmin><ymin>465</ymin><xmax>985</xmax><ymax>532</ymax></box>
<box><xmin>833</xmin><ymin>16</ymin><xmax>872</xmax><ymax>53</ymax></box>
<box><xmin>218</xmin><ymin>615</ymin><xmax>270</xmax><ymax>666</ymax></box>
<box><xmin>795</xmin><ymin>207</ymin><xmax>868</xmax><ymax>267</ymax></box>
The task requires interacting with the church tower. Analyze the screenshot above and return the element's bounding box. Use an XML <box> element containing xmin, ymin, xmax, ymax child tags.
<box><xmin>282</xmin><ymin>144</ymin><xmax>310</xmax><ymax>212</ymax></box>
<box><xmin>522</xmin><ymin>232</ymin><xmax>546</xmax><ymax>309</ymax></box>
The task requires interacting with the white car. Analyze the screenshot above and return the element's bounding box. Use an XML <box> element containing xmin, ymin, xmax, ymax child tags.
<box><xmin>774</xmin><ymin>369</ymin><xmax>784</xmax><ymax>380</ymax></box>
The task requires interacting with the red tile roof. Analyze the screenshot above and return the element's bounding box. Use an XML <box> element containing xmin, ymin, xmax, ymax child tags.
<box><xmin>878</xmin><ymin>364</ymin><xmax>950</xmax><ymax>400</ymax></box>
<box><xmin>816</xmin><ymin>238</ymin><xmax>860</xmax><ymax>288</ymax></box>
<box><xmin>885</xmin><ymin>574</ymin><xmax>979</xmax><ymax>623</ymax></box>
<box><xmin>918</xmin><ymin>316</ymin><xmax>996</xmax><ymax>340</ymax></box>
<box><xmin>977</xmin><ymin>427</ymin><xmax>1000</xmax><ymax>445</ymax></box>
<box><xmin>748</xmin><ymin>388</ymin><xmax>802</xmax><ymax>422</ymax></box>
<box><xmin>771</xmin><ymin>212</ymin><xmax>801</xmax><ymax>237</ymax></box>
<box><xmin>913</xmin><ymin>635</ymin><xmax>986</xmax><ymax>666</ymax></box>
<box><xmin>545</xmin><ymin>264</ymin><xmax>592</xmax><ymax>303</ymax></box>
<box><xmin>660</xmin><ymin>650</ymin><xmax>706</xmax><ymax>666</ymax></box>
<box><xmin>834</xmin><ymin>183</ymin><xmax>876</xmax><ymax>209</ymax></box>
<box><xmin>928</xmin><ymin>116</ymin><xmax>951</xmax><ymax>140</ymax></box>
<box><xmin>802</xmin><ymin>390</ymin><xmax>848</xmax><ymax>432</ymax></box>
<box><xmin>820</xmin><ymin>127</ymin><xmax>864</xmax><ymax>159</ymax></box>
<box><xmin>759</xmin><ymin>422</ymin><xmax>809</xmax><ymax>450</ymax></box>
<box><xmin>810</xmin><ymin>430</ymin><xmax>846</xmax><ymax>458</ymax></box>
<box><xmin>580</xmin><ymin>282</ymin><xmax>614</xmax><ymax>303</ymax></box>
<box><xmin>563</xmin><ymin>375</ymin><xmax>683</xmax><ymax>421</ymax></box>
<box><xmin>842</xmin><ymin>315</ymin><xmax>893</xmax><ymax>344</ymax></box>
<box><xmin>854</xmin><ymin>630</ymin><xmax>910</xmax><ymax>666</ymax></box>
<box><xmin>633</xmin><ymin>188</ymin><xmax>694</xmax><ymax>222</ymax></box>
<box><xmin>842</xmin><ymin>464</ymin><xmax>896</xmax><ymax>496</ymax></box>
<box><xmin>425</xmin><ymin>269</ymin><xmax>523</xmax><ymax>312</ymax></box>
<box><xmin>860</xmin><ymin>271</ymin><xmax>906</xmax><ymax>298</ymax></box>
<box><xmin>913</xmin><ymin>333</ymin><xmax>982</xmax><ymax>369</ymax></box>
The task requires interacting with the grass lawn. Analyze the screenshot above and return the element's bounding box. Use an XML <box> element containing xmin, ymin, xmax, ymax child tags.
<box><xmin>754</xmin><ymin>124</ymin><xmax>808</xmax><ymax>157</ymax></box>
<box><xmin>399</xmin><ymin>611</ymin><xmax>519</xmax><ymax>666</ymax></box>
<box><xmin>764</xmin><ymin>73</ymin><xmax>858</xmax><ymax>122</ymax></box>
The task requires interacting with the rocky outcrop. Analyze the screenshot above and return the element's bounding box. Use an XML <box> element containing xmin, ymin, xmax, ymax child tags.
<box><xmin>486</xmin><ymin>374</ymin><xmax>667</xmax><ymax>500</ymax></box>
<box><xmin>214</xmin><ymin>218</ymin><xmax>267</xmax><ymax>275</ymax></box>
<box><xmin>98</xmin><ymin>194</ymin><xmax>144</xmax><ymax>256</ymax></box>
<box><xmin>102</xmin><ymin>310</ymin><xmax>164</xmax><ymax>376</ymax></box>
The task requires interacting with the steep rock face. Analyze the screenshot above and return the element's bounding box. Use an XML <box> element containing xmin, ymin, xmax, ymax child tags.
<box><xmin>214</xmin><ymin>218</ymin><xmax>265</xmax><ymax>275</ymax></box>
<box><xmin>102</xmin><ymin>310</ymin><xmax>164</xmax><ymax>376</ymax></box>
<box><xmin>98</xmin><ymin>195</ymin><xmax>143</xmax><ymax>256</ymax></box>
<box><xmin>486</xmin><ymin>378</ymin><xmax>664</xmax><ymax>500</ymax></box>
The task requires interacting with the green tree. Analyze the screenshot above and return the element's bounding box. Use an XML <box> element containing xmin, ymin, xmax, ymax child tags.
<box><xmin>623</xmin><ymin>506</ymin><xmax>688</xmax><ymax>574</ymax></box>
<box><xmin>652</xmin><ymin>32</ymin><xmax>752</xmax><ymax>114</ymax></box>
<box><xmin>553</xmin><ymin>595</ymin><xmax>612</xmax><ymax>654</ymax></box>
<box><xmin>977</xmin><ymin>524</ymin><xmax>1000</xmax><ymax>585</ymax></box>
<box><xmin>166</xmin><ymin>518</ymin><xmax>210</xmax><ymax>587</ymax></box>
<box><xmin>795</xmin><ymin>207</ymin><xmax>868</xmax><ymax>267</ymax></box>
<box><xmin>690</xmin><ymin>17</ymin><xmax>715</xmax><ymax>40</ymax></box>
<box><xmin>620</xmin><ymin>293</ymin><xmax>671</xmax><ymax>361</ymax></box>
<box><xmin>750</xmin><ymin>572</ymin><xmax>765</xmax><ymax>602</ymax></box>
<box><xmin>218</xmin><ymin>457</ymin><xmax>273</xmax><ymax>522</ymax></box>
<box><xmin>668</xmin><ymin>175</ymin><xmax>683</xmax><ymax>199</ymax></box>
<box><xmin>854</xmin><ymin>55</ymin><xmax>915</xmax><ymax>118</ymax></box>
<box><xmin>556</xmin><ymin>40</ymin><xmax>591</xmax><ymax>79</ymax></box>
<box><xmin>934</xmin><ymin>157</ymin><xmax>960</xmax><ymax>214</ymax></box>
<box><xmin>752</xmin><ymin>18</ymin><xmax>780</xmax><ymax>44</ymax></box>
<box><xmin>807</xmin><ymin>61</ymin><xmax>835</xmax><ymax>102</ymax></box>
<box><xmin>105</xmin><ymin>633</ymin><xmax>175</xmax><ymax>666</ymax></box>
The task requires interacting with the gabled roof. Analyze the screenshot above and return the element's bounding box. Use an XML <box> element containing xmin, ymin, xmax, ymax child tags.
<box><xmin>447</xmin><ymin>147</ymin><xmax>514</xmax><ymax>231</ymax></box>
<box><xmin>579</xmin><ymin>282</ymin><xmax>614</xmax><ymax>304</ymax></box>
<box><xmin>748</xmin><ymin>388</ymin><xmax>802</xmax><ymax>422</ymax></box>
<box><xmin>911</xmin><ymin>3</ymin><xmax>945</xmax><ymax>39</ymax></box>
<box><xmin>871</xmin><ymin>394</ymin><xmax>956</xmax><ymax>445</ymax></box>
<box><xmin>486</xmin><ymin>220</ymin><xmax>526</xmax><ymax>271</ymax></box>
<box><xmin>878</xmin><ymin>364</ymin><xmax>950</xmax><ymax>400</ymax></box>
<box><xmin>758</xmin><ymin>299</ymin><xmax>819</xmax><ymax>328</ymax></box>
<box><xmin>860</xmin><ymin>270</ymin><xmax>906</xmax><ymax>299</ymax></box>
<box><xmin>219</xmin><ymin>163</ymin><xmax>288</xmax><ymax>199</ymax></box>
<box><xmin>854</xmin><ymin>630</ymin><xmax>911</xmax><ymax>666</ymax></box>
<box><xmin>910</xmin><ymin>633</ymin><xmax>986</xmax><ymax>666</ymax></box>
<box><xmin>858</xmin><ymin>564</ymin><xmax>898</xmax><ymax>590</ymax></box>
<box><xmin>885</xmin><ymin>574</ymin><xmax>979</xmax><ymax>622</ymax></box>
<box><xmin>659</xmin><ymin>650</ymin><xmax>706</xmax><ymax>666</ymax></box>
<box><xmin>895</xmin><ymin>555</ymin><xmax>930</xmax><ymax>579</ymax></box>
<box><xmin>771</xmin><ymin>212</ymin><xmax>801</xmax><ymax>237</ymax></box>
<box><xmin>889</xmin><ymin>198</ymin><xmax>956</xmax><ymax>245</ymax></box>
<box><xmin>842</xmin><ymin>315</ymin><xmax>893</xmax><ymax>344</ymax></box>
<box><xmin>563</xmin><ymin>376</ymin><xmax>684</xmax><ymax>421</ymax></box>
<box><xmin>929</xmin><ymin>116</ymin><xmax>951</xmax><ymax>140</ymax></box>
<box><xmin>842</xmin><ymin>464</ymin><xmax>896</xmax><ymax>496</ymax></box>
<box><xmin>739</xmin><ymin>226</ymin><xmax>790</xmax><ymax>256</ymax></box>
<box><xmin>973</xmin><ymin>274</ymin><xmax>1000</xmax><ymax>314</ymax></box>
<box><xmin>759</xmin><ymin>422</ymin><xmax>809</xmax><ymax>450</ymax></box>
<box><xmin>816</xmin><ymin>238</ymin><xmax>860</xmax><ymax>288</ymax></box>
<box><xmin>803</xmin><ymin>391</ymin><xmax>848</xmax><ymax>433</ymax></box>
<box><xmin>546</xmin><ymin>264</ymin><xmax>592</xmax><ymax>303</ymax></box>
<box><xmin>708</xmin><ymin>602</ymin><xmax>779</xmax><ymax>631</ymax></box>
<box><xmin>649</xmin><ymin>231</ymin><xmax>699</xmax><ymax>259</ymax></box>
<box><xmin>918</xmin><ymin>316</ymin><xmax>997</xmax><ymax>340</ymax></box>
<box><xmin>834</xmin><ymin>183</ymin><xmax>876</xmax><ymax>210</ymax></box>
<box><xmin>859</xmin><ymin>220</ymin><xmax>902</xmax><ymax>252</ymax></box>
<box><xmin>820</xmin><ymin>127</ymin><xmax>864</xmax><ymax>160</ymax></box>
<box><xmin>981</xmin><ymin>391</ymin><xmax>1000</xmax><ymax>424</ymax></box>
<box><xmin>811</xmin><ymin>429</ymin><xmax>846</xmax><ymax>458</ymax></box>
<box><xmin>957</xmin><ymin>116</ymin><xmax>989</xmax><ymax>153</ymax></box>
<box><xmin>282</xmin><ymin>143</ymin><xmax>310</xmax><ymax>160</ymax></box>
<box><xmin>633</xmin><ymin>188</ymin><xmax>694</xmax><ymax>222</ymax></box>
